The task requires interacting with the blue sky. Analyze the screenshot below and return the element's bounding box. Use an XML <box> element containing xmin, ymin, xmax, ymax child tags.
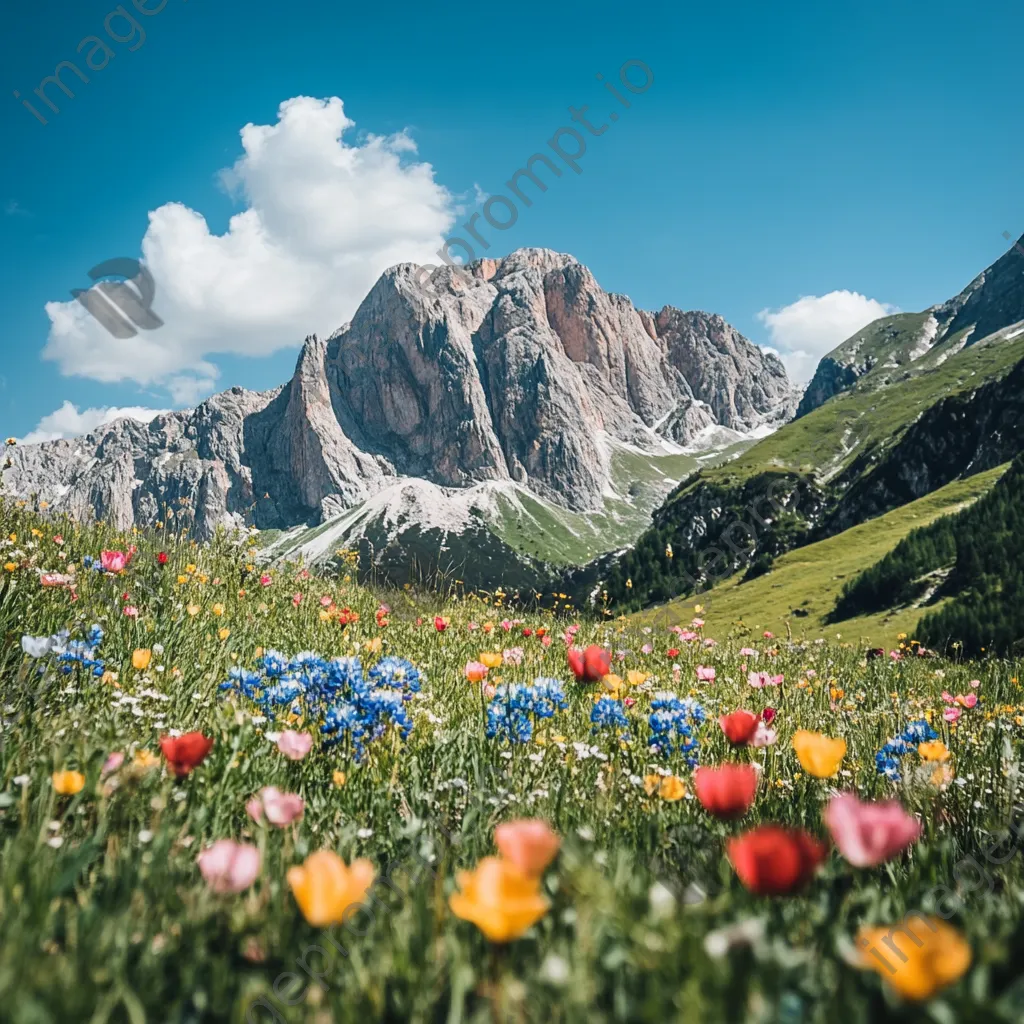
<box><xmin>3</xmin><ymin>0</ymin><xmax>1024</xmax><ymax>440</ymax></box>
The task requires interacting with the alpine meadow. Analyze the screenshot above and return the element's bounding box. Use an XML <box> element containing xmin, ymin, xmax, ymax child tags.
<box><xmin>4</xmin><ymin>2</ymin><xmax>1024</xmax><ymax>1021</ymax></box>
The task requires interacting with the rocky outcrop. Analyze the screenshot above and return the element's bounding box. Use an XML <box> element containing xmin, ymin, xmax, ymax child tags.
<box><xmin>797</xmin><ymin>231</ymin><xmax>1024</xmax><ymax>418</ymax></box>
<box><xmin>3</xmin><ymin>248</ymin><xmax>798</xmax><ymax>542</ymax></box>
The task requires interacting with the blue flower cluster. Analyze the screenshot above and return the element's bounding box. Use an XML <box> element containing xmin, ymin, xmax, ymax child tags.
<box><xmin>485</xmin><ymin>678</ymin><xmax>568</xmax><ymax>745</ymax></box>
<box><xmin>220</xmin><ymin>649</ymin><xmax>423</xmax><ymax>760</ymax></box>
<box><xmin>875</xmin><ymin>719</ymin><xmax>938</xmax><ymax>781</ymax></box>
<box><xmin>591</xmin><ymin>696</ymin><xmax>630</xmax><ymax>738</ymax></box>
<box><xmin>22</xmin><ymin>623</ymin><xmax>105</xmax><ymax>676</ymax></box>
<box><xmin>81</xmin><ymin>555</ymin><xmax>107</xmax><ymax>573</ymax></box>
<box><xmin>648</xmin><ymin>692</ymin><xmax>707</xmax><ymax>765</ymax></box>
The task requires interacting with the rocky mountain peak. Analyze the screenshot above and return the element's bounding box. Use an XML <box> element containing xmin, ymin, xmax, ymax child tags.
<box><xmin>4</xmin><ymin>248</ymin><xmax>798</xmax><ymax>547</ymax></box>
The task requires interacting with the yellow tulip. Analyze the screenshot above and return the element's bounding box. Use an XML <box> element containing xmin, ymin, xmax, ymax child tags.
<box><xmin>133</xmin><ymin>750</ymin><xmax>161</xmax><ymax>771</ymax></box>
<box><xmin>287</xmin><ymin>851</ymin><xmax>375</xmax><ymax>927</ymax></box>
<box><xmin>448</xmin><ymin>856</ymin><xmax>549</xmax><ymax>942</ymax></box>
<box><xmin>132</xmin><ymin>649</ymin><xmax>152</xmax><ymax>671</ymax></box>
<box><xmin>644</xmin><ymin>774</ymin><xmax>686</xmax><ymax>800</ymax></box>
<box><xmin>52</xmin><ymin>770</ymin><xmax>85</xmax><ymax>795</ymax></box>
<box><xmin>918</xmin><ymin>740</ymin><xmax>950</xmax><ymax>762</ymax></box>
<box><xmin>791</xmin><ymin>730</ymin><xmax>847</xmax><ymax>778</ymax></box>
<box><xmin>480</xmin><ymin>652</ymin><xmax>503</xmax><ymax>669</ymax></box>
<box><xmin>858</xmin><ymin>917</ymin><xmax>971</xmax><ymax>1001</ymax></box>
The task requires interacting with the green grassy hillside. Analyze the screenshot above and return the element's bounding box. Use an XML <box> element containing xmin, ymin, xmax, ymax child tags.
<box><xmin>635</xmin><ymin>464</ymin><xmax>1009</xmax><ymax>647</ymax></box>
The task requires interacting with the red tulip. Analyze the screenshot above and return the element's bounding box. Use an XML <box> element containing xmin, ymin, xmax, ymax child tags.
<box><xmin>718</xmin><ymin>709</ymin><xmax>761</xmax><ymax>746</ymax></box>
<box><xmin>157</xmin><ymin>552</ymin><xmax>169</xmax><ymax>565</ymax></box>
<box><xmin>666</xmin><ymin>647</ymin><xmax>681</xmax><ymax>659</ymax></box>
<box><xmin>761</xmin><ymin>707</ymin><xmax>777</xmax><ymax>725</ymax></box>
<box><xmin>159</xmin><ymin>732</ymin><xmax>214</xmax><ymax>777</ymax></box>
<box><xmin>727</xmin><ymin>826</ymin><xmax>828</xmax><ymax>895</ymax></box>
<box><xmin>434</xmin><ymin>616</ymin><xmax>449</xmax><ymax>632</ymax></box>
<box><xmin>567</xmin><ymin>645</ymin><xmax>611</xmax><ymax>682</ymax></box>
<box><xmin>694</xmin><ymin>764</ymin><xmax>758</xmax><ymax>819</ymax></box>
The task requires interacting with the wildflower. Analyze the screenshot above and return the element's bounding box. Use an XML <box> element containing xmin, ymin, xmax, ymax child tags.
<box><xmin>567</xmin><ymin>645</ymin><xmax>611</xmax><ymax>682</ymax></box>
<box><xmin>51</xmin><ymin>770</ymin><xmax>86</xmax><ymax>795</ymax></box>
<box><xmin>332</xmin><ymin>770</ymin><xmax>347</xmax><ymax>788</ymax></box>
<box><xmin>101</xmin><ymin>752</ymin><xmax>125</xmax><ymax>776</ymax></box>
<box><xmin>727</xmin><ymin>826</ymin><xmax>828</xmax><ymax>895</ymax></box>
<box><xmin>748</xmin><ymin>671</ymin><xmax>783</xmax><ymax>688</ymax></box>
<box><xmin>218</xmin><ymin>628</ymin><xmax>230</xmax><ymax>641</ymax></box>
<box><xmin>259</xmin><ymin>574</ymin><xmax>272</xmax><ymax>587</ymax></box>
<box><xmin>650</xmin><ymin>775</ymin><xmax>686</xmax><ymax>800</ymax></box>
<box><xmin>918</xmin><ymin>740</ymin><xmax>950</xmax><ymax>762</ymax></box>
<box><xmin>494</xmin><ymin>820</ymin><xmax>560</xmax><ymax>877</ymax></box>
<box><xmin>719</xmin><ymin>709</ymin><xmax>761</xmax><ymax>746</ymax></box>
<box><xmin>791</xmin><ymin>730</ymin><xmax>847</xmax><ymax>778</ymax></box>
<box><xmin>133</xmin><ymin>750</ymin><xmax>160</xmax><ymax>771</ymax></box>
<box><xmin>824</xmin><ymin>793</ymin><xmax>921</xmax><ymax>868</ymax></box>
<box><xmin>943</xmin><ymin>707</ymin><xmax>961</xmax><ymax>723</ymax></box>
<box><xmin>649</xmin><ymin>693</ymin><xmax>706</xmax><ymax>763</ymax></box>
<box><xmin>449</xmin><ymin>857</ymin><xmax>549</xmax><ymax>942</ymax></box>
<box><xmin>694</xmin><ymin>764</ymin><xmax>758</xmax><ymax>819</ymax></box>
<box><xmin>480</xmin><ymin>651</ymin><xmax>503</xmax><ymax>669</ymax></box>
<box><xmin>246</xmin><ymin>786</ymin><xmax>304</xmax><ymax>827</ymax></box>
<box><xmin>287</xmin><ymin>851</ymin><xmax>376</xmax><ymax>927</ymax></box>
<box><xmin>187</xmin><ymin>604</ymin><xmax>200</xmax><ymax>617</ymax></box>
<box><xmin>503</xmin><ymin>647</ymin><xmax>525</xmax><ymax>666</ymax></box>
<box><xmin>132</xmin><ymin>649</ymin><xmax>152</xmax><ymax>671</ymax></box>
<box><xmin>465</xmin><ymin>661</ymin><xmax>488</xmax><ymax>683</ymax></box>
<box><xmin>364</xmin><ymin>636</ymin><xmax>382</xmax><ymax>654</ymax></box>
<box><xmin>857</xmin><ymin>918</ymin><xmax>971</xmax><ymax>1001</ymax></box>
<box><xmin>159</xmin><ymin>732</ymin><xmax>214</xmax><ymax>777</ymax></box>
<box><xmin>212</xmin><ymin>603</ymin><xmax>225</xmax><ymax>617</ymax></box>
<box><xmin>277</xmin><ymin>730</ymin><xmax>313</xmax><ymax>760</ymax></box>
<box><xmin>100</xmin><ymin>549</ymin><xmax>133</xmax><ymax>573</ymax></box>
<box><xmin>434</xmin><ymin>615</ymin><xmax>449</xmax><ymax>632</ymax></box>
<box><xmin>197</xmin><ymin>840</ymin><xmax>261</xmax><ymax>894</ymax></box>
<box><xmin>696</xmin><ymin>665</ymin><xmax>716</xmax><ymax>682</ymax></box>
<box><xmin>123</xmin><ymin>606</ymin><xmax>139</xmax><ymax>618</ymax></box>
<box><xmin>157</xmin><ymin>552</ymin><xmax>169</xmax><ymax>565</ymax></box>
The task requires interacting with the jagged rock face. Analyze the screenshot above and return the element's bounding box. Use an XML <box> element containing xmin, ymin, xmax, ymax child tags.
<box><xmin>795</xmin><ymin>358</ymin><xmax>860</xmax><ymax>418</ymax></box>
<box><xmin>3</xmin><ymin>248</ymin><xmax>797</xmax><ymax>539</ymax></box>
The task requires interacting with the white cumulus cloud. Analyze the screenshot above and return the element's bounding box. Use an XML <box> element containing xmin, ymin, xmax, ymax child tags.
<box><xmin>42</xmin><ymin>96</ymin><xmax>458</xmax><ymax>401</ymax></box>
<box><xmin>20</xmin><ymin>402</ymin><xmax>169</xmax><ymax>445</ymax></box>
<box><xmin>757</xmin><ymin>291</ymin><xmax>898</xmax><ymax>384</ymax></box>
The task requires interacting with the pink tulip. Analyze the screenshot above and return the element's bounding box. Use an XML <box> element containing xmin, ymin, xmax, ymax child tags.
<box><xmin>100</xmin><ymin>549</ymin><xmax>130</xmax><ymax>573</ymax></box>
<box><xmin>495</xmin><ymin>819</ymin><xmax>561</xmax><ymax>877</ymax></box>
<box><xmin>197</xmin><ymin>840</ymin><xmax>261</xmax><ymax>893</ymax></box>
<box><xmin>824</xmin><ymin>793</ymin><xmax>921</xmax><ymax>868</ymax></box>
<box><xmin>696</xmin><ymin>665</ymin><xmax>716</xmax><ymax>682</ymax></box>
<box><xmin>943</xmin><ymin>706</ymin><xmax>961</xmax><ymax>723</ymax></box>
<box><xmin>246</xmin><ymin>786</ymin><xmax>304</xmax><ymax>827</ymax></box>
<box><xmin>276</xmin><ymin>730</ymin><xmax>313</xmax><ymax>760</ymax></box>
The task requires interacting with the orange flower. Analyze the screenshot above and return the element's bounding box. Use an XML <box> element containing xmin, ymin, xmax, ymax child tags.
<box><xmin>644</xmin><ymin>774</ymin><xmax>686</xmax><ymax>800</ymax></box>
<box><xmin>465</xmin><ymin>661</ymin><xmax>488</xmax><ymax>683</ymax></box>
<box><xmin>51</xmin><ymin>770</ymin><xmax>85</xmax><ymax>795</ymax></box>
<box><xmin>479</xmin><ymin>651</ymin><xmax>503</xmax><ymax>669</ymax></box>
<box><xmin>494</xmin><ymin>820</ymin><xmax>560</xmax><ymax>877</ymax></box>
<box><xmin>287</xmin><ymin>851</ymin><xmax>376</xmax><ymax>927</ymax></box>
<box><xmin>791</xmin><ymin>730</ymin><xmax>847</xmax><ymax>778</ymax></box>
<box><xmin>918</xmin><ymin>740</ymin><xmax>950</xmax><ymax>762</ymax></box>
<box><xmin>132</xmin><ymin>649</ymin><xmax>152</xmax><ymax>671</ymax></box>
<box><xmin>858</xmin><ymin>917</ymin><xmax>971</xmax><ymax>1001</ymax></box>
<box><xmin>449</xmin><ymin>856</ymin><xmax>549</xmax><ymax>942</ymax></box>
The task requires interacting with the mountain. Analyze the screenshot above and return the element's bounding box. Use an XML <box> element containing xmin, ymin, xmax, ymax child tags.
<box><xmin>2</xmin><ymin>248</ymin><xmax>797</xmax><ymax>588</ymax></box>
<box><xmin>605</xmin><ymin>233</ymin><xmax>1024</xmax><ymax>614</ymax></box>
<box><xmin>797</xmin><ymin>234</ymin><xmax>1024</xmax><ymax>417</ymax></box>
